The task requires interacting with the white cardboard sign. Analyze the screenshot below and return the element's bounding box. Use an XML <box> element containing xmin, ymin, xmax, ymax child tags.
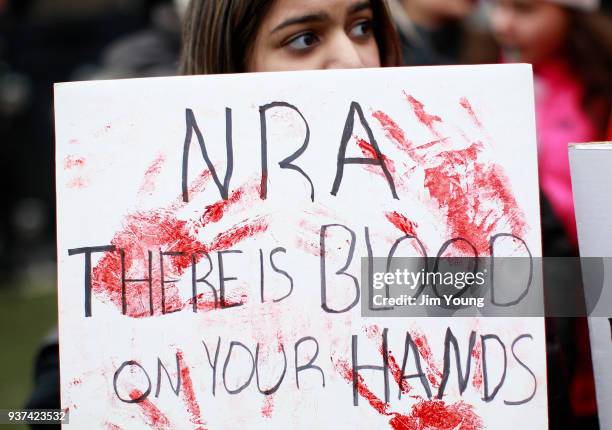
<box><xmin>569</xmin><ymin>143</ymin><xmax>612</xmax><ymax>430</ymax></box>
<box><xmin>55</xmin><ymin>65</ymin><xmax>547</xmax><ymax>429</ymax></box>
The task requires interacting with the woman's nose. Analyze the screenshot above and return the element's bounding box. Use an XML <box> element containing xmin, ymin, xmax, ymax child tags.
<box><xmin>324</xmin><ymin>32</ymin><xmax>365</xmax><ymax>70</ymax></box>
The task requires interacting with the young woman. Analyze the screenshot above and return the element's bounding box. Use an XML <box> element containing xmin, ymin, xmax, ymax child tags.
<box><xmin>180</xmin><ymin>0</ymin><xmax>402</xmax><ymax>74</ymax></box>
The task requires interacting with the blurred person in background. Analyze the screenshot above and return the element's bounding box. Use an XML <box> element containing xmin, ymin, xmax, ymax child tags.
<box><xmin>387</xmin><ymin>0</ymin><xmax>497</xmax><ymax>65</ymax></box>
<box><xmin>490</xmin><ymin>0</ymin><xmax>611</xmax><ymax>250</ymax></box>
<box><xmin>0</xmin><ymin>0</ymin><xmax>161</xmax><ymax>284</ymax></box>
<box><xmin>8</xmin><ymin>0</ymin><xmax>182</xmax><ymax>422</ymax></box>
<box><xmin>83</xmin><ymin>0</ymin><xmax>183</xmax><ymax>80</ymax></box>
<box><xmin>489</xmin><ymin>1</ymin><xmax>612</xmax><ymax>429</ymax></box>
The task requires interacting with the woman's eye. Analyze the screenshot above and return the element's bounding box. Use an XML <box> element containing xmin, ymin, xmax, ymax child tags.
<box><xmin>286</xmin><ymin>32</ymin><xmax>319</xmax><ymax>51</ymax></box>
<box><xmin>350</xmin><ymin>20</ymin><xmax>373</xmax><ymax>38</ymax></box>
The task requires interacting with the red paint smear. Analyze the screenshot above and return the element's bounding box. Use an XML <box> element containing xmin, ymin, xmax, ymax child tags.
<box><xmin>355</xmin><ymin>137</ymin><xmax>396</xmax><ymax>174</ymax></box>
<box><xmin>186</xmin><ymin>292</ymin><xmax>243</xmax><ymax>311</ymax></box>
<box><xmin>261</xmin><ymin>395</ymin><xmax>274</xmax><ymax>418</ymax></box>
<box><xmin>91</xmin><ymin>214</ymin><xmax>264</xmax><ymax>317</ymax></box>
<box><xmin>477</xmin><ymin>163</ymin><xmax>526</xmax><ymax>234</ymax></box>
<box><xmin>368</xmin><ymin>325</ymin><xmax>411</xmax><ymax>394</ymax></box>
<box><xmin>298</xmin><ymin>219</ymin><xmax>320</xmax><ymax>232</ymax></box>
<box><xmin>139</xmin><ymin>153</ymin><xmax>166</xmax><ymax>194</ymax></box>
<box><xmin>201</xmin><ymin>188</ymin><xmax>243</xmax><ymax>225</ymax></box>
<box><xmin>170</xmin><ymin>170</ymin><xmax>213</xmax><ymax>210</ymax></box>
<box><xmin>64</xmin><ymin>156</ymin><xmax>86</xmax><ymax>170</ymax></box>
<box><xmin>208</xmin><ymin>220</ymin><xmax>268</xmax><ymax>253</ymax></box>
<box><xmin>68</xmin><ymin>138</ymin><xmax>79</xmax><ymax>144</ymax></box>
<box><xmin>423</xmin><ymin>142</ymin><xmax>526</xmax><ymax>255</ymax></box>
<box><xmin>105</xmin><ymin>423</ymin><xmax>123</xmax><ymax>430</ymax></box>
<box><xmin>414</xmin><ymin>138</ymin><xmax>449</xmax><ymax>151</ymax></box>
<box><xmin>372</xmin><ymin>111</ymin><xmax>411</xmax><ymax>150</ymax></box>
<box><xmin>91</xmin><ymin>211</ymin><xmax>206</xmax><ymax>317</ymax></box>
<box><xmin>387</xmin><ymin>350</ymin><xmax>411</xmax><ymax>394</ymax></box>
<box><xmin>335</xmin><ymin>359</ymin><xmax>389</xmax><ymax>415</ymax></box>
<box><xmin>388</xmin><ymin>399</ymin><xmax>483</xmax><ymax>430</ymax></box>
<box><xmin>177</xmin><ymin>350</ymin><xmax>206</xmax><ymax>429</ymax></box>
<box><xmin>295</xmin><ymin>237</ymin><xmax>321</xmax><ymax>257</ymax></box>
<box><xmin>334</xmin><ymin>358</ymin><xmax>483</xmax><ymax>430</ymax></box>
<box><xmin>67</xmin><ymin>176</ymin><xmax>89</xmax><ymax>189</ymax></box>
<box><xmin>372</xmin><ymin>110</ymin><xmax>424</xmax><ymax>163</ymax></box>
<box><xmin>129</xmin><ymin>390</ymin><xmax>172</xmax><ymax>430</ymax></box>
<box><xmin>471</xmin><ymin>340</ymin><xmax>483</xmax><ymax>390</ymax></box>
<box><xmin>296</xmin><ymin>219</ymin><xmax>324</xmax><ymax>256</ymax></box>
<box><xmin>427</xmin><ymin>374</ymin><xmax>438</xmax><ymax>387</ymax></box>
<box><xmin>257</xmin><ymin>171</ymin><xmax>268</xmax><ymax>197</ymax></box>
<box><xmin>365</xmin><ymin>325</ymin><xmax>382</xmax><ymax>340</ymax></box>
<box><xmin>410</xmin><ymin>331</ymin><xmax>442</xmax><ymax>388</ymax></box>
<box><xmin>91</xmin><ymin>173</ymin><xmax>265</xmax><ymax>317</ymax></box>
<box><xmin>459</xmin><ymin>97</ymin><xmax>483</xmax><ymax>129</ymax></box>
<box><xmin>186</xmin><ymin>293</ymin><xmax>216</xmax><ymax>311</ymax></box>
<box><xmin>385</xmin><ymin>211</ymin><xmax>418</xmax><ymax>237</ymax></box>
<box><xmin>404</xmin><ymin>94</ymin><xmax>442</xmax><ymax>135</ymax></box>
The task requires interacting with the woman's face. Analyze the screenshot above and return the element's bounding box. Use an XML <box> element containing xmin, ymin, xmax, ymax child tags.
<box><xmin>489</xmin><ymin>0</ymin><xmax>570</xmax><ymax>65</ymax></box>
<box><xmin>248</xmin><ymin>0</ymin><xmax>381</xmax><ymax>72</ymax></box>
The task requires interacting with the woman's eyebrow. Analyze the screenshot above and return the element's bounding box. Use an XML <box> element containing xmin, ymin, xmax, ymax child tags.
<box><xmin>269</xmin><ymin>1</ymin><xmax>372</xmax><ymax>34</ymax></box>
<box><xmin>347</xmin><ymin>1</ymin><xmax>372</xmax><ymax>15</ymax></box>
<box><xmin>270</xmin><ymin>13</ymin><xmax>329</xmax><ymax>34</ymax></box>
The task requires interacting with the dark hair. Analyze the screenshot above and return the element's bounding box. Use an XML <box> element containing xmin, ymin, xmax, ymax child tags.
<box><xmin>566</xmin><ymin>10</ymin><xmax>612</xmax><ymax>138</ymax></box>
<box><xmin>180</xmin><ymin>0</ymin><xmax>402</xmax><ymax>74</ymax></box>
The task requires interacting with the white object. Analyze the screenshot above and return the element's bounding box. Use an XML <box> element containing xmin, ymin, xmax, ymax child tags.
<box><xmin>54</xmin><ymin>65</ymin><xmax>547</xmax><ymax>429</ymax></box>
<box><xmin>569</xmin><ymin>142</ymin><xmax>612</xmax><ymax>430</ymax></box>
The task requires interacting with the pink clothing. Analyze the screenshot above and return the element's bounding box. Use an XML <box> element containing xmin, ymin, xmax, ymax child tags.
<box><xmin>534</xmin><ymin>59</ymin><xmax>598</xmax><ymax>246</ymax></box>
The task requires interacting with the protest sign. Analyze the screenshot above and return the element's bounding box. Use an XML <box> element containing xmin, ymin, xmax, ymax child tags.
<box><xmin>569</xmin><ymin>142</ymin><xmax>612</xmax><ymax>430</ymax></box>
<box><xmin>55</xmin><ymin>64</ymin><xmax>547</xmax><ymax>429</ymax></box>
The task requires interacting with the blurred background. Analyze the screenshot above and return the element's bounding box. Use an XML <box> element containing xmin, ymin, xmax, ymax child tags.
<box><xmin>0</xmin><ymin>0</ymin><xmax>610</xmax><ymax>429</ymax></box>
<box><xmin>0</xmin><ymin>1</ymin><xmax>181</xmax><ymax>427</ymax></box>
